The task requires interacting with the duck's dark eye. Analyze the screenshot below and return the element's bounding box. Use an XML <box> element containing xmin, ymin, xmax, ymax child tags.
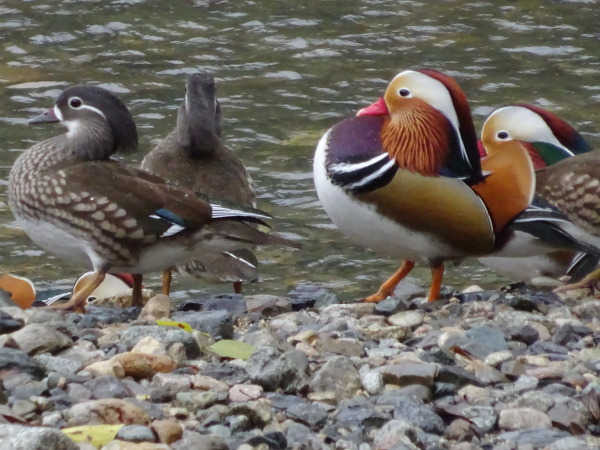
<box><xmin>497</xmin><ymin>131</ymin><xmax>509</xmax><ymax>140</ymax></box>
<box><xmin>69</xmin><ymin>97</ymin><xmax>82</xmax><ymax>108</ymax></box>
<box><xmin>399</xmin><ymin>88</ymin><xmax>411</xmax><ymax>97</ymax></box>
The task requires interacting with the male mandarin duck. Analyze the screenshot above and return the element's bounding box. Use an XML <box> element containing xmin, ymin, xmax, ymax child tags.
<box><xmin>314</xmin><ymin>69</ymin><xmax>536</xmax><ymax>302</ymax></box>
<box><xmin>141</xmin><ymin>73</ymin><xmax>263</xmax><ymax>295</ymax></box>
<box><xmin>478</xmin><ymin>104</ymin><xmax>598</xmax><ymax>282</ymax></box>
<box><xmin>481</xmin><ymin>105</ymin><xmax>600</xmax><ymax>289</ymax></box>
<box><xmin>8</xmin><ymin>85</ymin><xmax>296</xmax><ymax>312</ymax></box>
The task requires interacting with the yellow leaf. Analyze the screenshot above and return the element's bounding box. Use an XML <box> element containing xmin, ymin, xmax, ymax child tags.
<box><xmin>62</xmin><ymin>424</ymin><xmax>124</xmax><ymax>447</ymax></box>
<box><xmin>156</xmin><ymin>319</ymin><xmax>193</xmax><ymax>332</ymax></box>
<box><xmin>208</xmin><ymin>340</ymin><xmax>256</xmax><ymax>360</ymax></box>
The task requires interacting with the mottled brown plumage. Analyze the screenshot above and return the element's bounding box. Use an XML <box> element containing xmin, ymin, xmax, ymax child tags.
<box><xmin>8</xmin><ymin>85</ymin><xmax>289</xmax><ymax>311</ymax></box>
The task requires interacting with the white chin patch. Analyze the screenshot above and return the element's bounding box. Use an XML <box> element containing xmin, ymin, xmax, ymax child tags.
<box><xmin>53</xmin><ymin>105</ymin><xmax>64</xmax><ymax>121</ymax></box>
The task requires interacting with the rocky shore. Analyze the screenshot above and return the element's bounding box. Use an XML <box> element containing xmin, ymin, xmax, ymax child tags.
<box><xmin>0</xmin><ymin>278</ymin><xmax>598</xmax><ymax>449</ymax></box>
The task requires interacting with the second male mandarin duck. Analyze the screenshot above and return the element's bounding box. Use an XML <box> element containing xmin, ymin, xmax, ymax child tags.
<box><xmin>8</xmin><ymin>85</ymin><xmax>297</xmax><ymax>312</ymax></box>
<box><xmin>314</xmin><ymin>69</ymin><xmax>535</xmax><ymax>302</ymax></box>
<box><xmin>478</xmin><ymin>104</ymin><xmax>598</xmax><ymax>282</ymax></box>
<box><xmin>481</xmin><ymin>106</ymin><xmax>600</xmax><ymax>290</ymax></box>
<box><xmin>142</xmin><ymin>73</ymin><xmax>263</xmax><ymax>295</ymax></box>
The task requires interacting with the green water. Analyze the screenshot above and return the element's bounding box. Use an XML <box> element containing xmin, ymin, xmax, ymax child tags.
<box><xmin>0</xmin><ymin>0</ymin><xmax>599</xmax><ymax>300</ymax></box>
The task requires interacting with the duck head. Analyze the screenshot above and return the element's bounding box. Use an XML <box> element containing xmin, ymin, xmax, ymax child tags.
<box><xmin>29</xmin><ymin>85</ymin><xmax>138</xmax><ymax>160</ymax></box>
<box><xmin>176</xmin><ymin>73</ymin><xmax>222</xmax><ymax>158</ymax></box>
<box><xmin>357</xmin><ymin>69</ymin><xmax>481</xmax><ymax>181</ymax></box>
<box><xmin>481</xmin><ymin>105</ymin><xmax>590</xmax><ymax>169</ymax></box>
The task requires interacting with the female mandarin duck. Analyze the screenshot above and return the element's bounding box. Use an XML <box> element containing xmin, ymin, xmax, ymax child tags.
<box><xmin>481</xmin><ymin>105</ymin><xmax>600</xmax><ymax>289</ymax></box>
<box><xmin>314</xmin><ymin>69</ymin><xmax>535</xmax><ymax>302</ymax></box>
<box><xmin>8</xmin><ymin>86</ymin><xmax>296</xmax><ymax>312</ymax></box>
<box><xmin>142</xmin><ymin>74</ymin><xmax>263</xmax><ymax>295</ymax></box>
<box><xmin>478</xmin><ymin>104</ymin><xmax>598</xmax><ymax>282</ymax></box>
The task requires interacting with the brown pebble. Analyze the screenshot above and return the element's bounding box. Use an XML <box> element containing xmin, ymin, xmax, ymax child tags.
<box><xmin>150</xmin><ymin>420</ymin><xmax>183</xmax><ymax>444</ymax></box>
<box><xmin>115</xmin><ymin>352</ymin><xmax>177</xmax><ymax>380</ymax></box>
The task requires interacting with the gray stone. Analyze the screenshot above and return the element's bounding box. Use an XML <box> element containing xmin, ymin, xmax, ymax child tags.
<box><xmin>31</xmin><ymin>354</ymin><xmax>82</xmax><ymax>376</ymax></box>
<box><xmin>229</xmin><ymin>400</ymin><xmax>272</xmax><ymax>428</ymax></box>
<box><xmin>10</xmin><ymin>324</ymin><xmax>72</xmax><ymax>355</ymax></box>
<box><xmin>240</xmin><ymin>328</ymin><xmax>289</xmax><ymax>349</ymax></box>
<box><xmin>176</xmin><ymin>390</ymin><xmax>220</xmax><ymax>412</ymax></box>
<box><xmin>115</xmin><ymin>424</ymin><xmax>157</xmax><ymax>442</ymax></box>
<box><xmin>11</xmin><ymin>399</ymin><xmax>36</xmax><ymax>417</ymax></box>
<box><xmin>285</xmin><ymin>400</ymin><xmax>328</xmax><ymax>430</ymax></box>
<box><xmin>378</xmin><ymin>361</ymin><xmax>437</xmax><ymax>387</ymax></box>
<box><xmin>283</xmin><ymin>420</ymin><xmax>325</xmax><ymax>449</ymax></box>
<box><xmin>171</xmin><ymin>310</ymin><xmax>233</xmax><ymax>339</ymax></box>
<box><xmin>464</xmin><ymin>325</ymin><xmax>508</xmax><ymax>358</ymax></box>
<box><xmin>509</xmin><ymin>324</ymin><xmax>539</xmax><ymax>345</ymax></box>
<box><xmin>372</xmin><ymin>419</ymin><xmax>424</xmax><ymax>450</ymax></box>
<box><xmin>497</xmin><ymin>429</ymin><xmax>571</xmax><ymax>447</ymax></box>
<box><xmin>0</xmin><ymin>424</ymin><xmax>78</xmax><ymax>449</ymax></box>
<box><xmin>499</xmin><ymin>407</ymin><xmax>552</xmax><ymax>430</ymax></box>
<box><xmin>461</xmin><ymin>405</ymin><xmax>497</xmax><ymax>432</ymax></box>
<box><xmin>0</xmin><ymin>348</ymin><xmax>44</xmax><ymax>378</ymax></box>
<box><xmin>120</xmin><ymin>326</ymin><xmax>200</xmax><ymax>358</ymax></box>
<box><xmin>573</xmin><ymin>300</ymin><xmax>600</xmax><ymax>321</ymax></box>
<box><xmin>387</xmin><ymin>311</ymin><xmax>423</xmax><ymax>328</ymax></box>
<box><xmin>315</xmin><ymin>335</ymin><xmax>364</xmax><ymax>357</ymax></box>
<box><xmin>309</xmin><ymin>355</ymin><xmax>361</xmax><ymax>401</ymax></box>
<box><xmin>547</xmin><ymin>436</ymin><xmax>600</xmax><ymax>450</ymax></box>
<box><xmin>0</xmin><ymin>310</ymin><xmax>23</xmax><ymax>334</ymax></box>
<box><xmin>392</xmin><ymin>395</ymin><xmax>445</xmax><ymax>435</ymax></box>
<box><xmin>171</xmin><ymin>430</ymin><xmax>228</xmax><ymax>450</ymax></box>
<box><xmin>335</xmin><ymin>396</ymin><xmax>389</xmax><ymax>430</ymax></box>
<box><xmin>84</xmin><ymin>375</ymin><xmax>134</xmax><ymax>399</ymax></box>
<box><xmin>377</xmin><ymin>384</ymin><xmax>432</xmax><ymax>403</ymax></box>
<box><xmin>246</xmin><ymin>346</ymin><xmax>308</xmax><ymax>393</ymax></box>
<box><xmin>66</xmin><ymin>383</ymin><xmax>92</xmax><ymax>401</ymax></box>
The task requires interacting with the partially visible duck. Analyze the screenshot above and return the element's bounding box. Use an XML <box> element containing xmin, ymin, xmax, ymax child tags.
<box><xmin>141</xmin><ymin>73</ymin><xmax>260</xmax><ymax>294</ymax></box>
<box><xmin>478</xmin><ymin>104</ymin><xmax>597</xmax><ymax>282</ymax></box>
<box><xmin>8</xmin><ymin>85</ymin><xmax>296</xmax><ymax>312</ymax></box>
<box><xmin>314</xmin><ymin>69</ymin><xmax>535</xmax><ymax>302</ymax></box>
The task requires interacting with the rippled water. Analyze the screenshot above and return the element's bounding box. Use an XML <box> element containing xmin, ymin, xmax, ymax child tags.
<box><xmin>0</xmin><ymin>0</ymin><xmax>599</xmax><ymax>300</ymax></box>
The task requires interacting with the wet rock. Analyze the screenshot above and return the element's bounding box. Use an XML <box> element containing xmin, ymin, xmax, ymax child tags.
<box><xmin>287</xmin><ymin>283</ymin><xmax>331</xmax><ymax>310</ymax></box>
<box><xmin>0</xmin><ymin>424</ymin><xmax>78</xmax><ymax>449</ymax></box>
<box><xmin>309</xmin><ymin>355</ymin><xmax>361</xmax><ymax>401</ymax></box>
<box><xmin>65</xmin><ymin>398</ymin><xmax>150</xmax><ymax>426</ymax></box>
<box><xmin>498</xmin><ymin>407</ymin><xmax>552</xmax><ymax>430</ymax></box>
<box><xmin>282</xmin><ymin>398</ymin><xmax>328</xmax><ymax>430</ymax></box>
<box><xmin>245</xmin><ymin>346</ymin><xmax>308</xmax><ymax>393</ymax></box>
<box><xmin>10</xmin><ymin>324</ymin><xmax>72</xmax><ymax>355</ymax></box>
<box><xmin>120</xmin><ymin>326</ymin><xmax>200</xmax><ymax>359</ymax></box>
<box><xmin>392</xmin><ymin>395</ymin><xmax>445</xmax><ymax>435</ymax></box>
<box><xmin>171</xmin><ymin>310</ymin><xmax>233</xmax><ymax>339</ymax></box>
<box><xmin>244</xmin><ymin>432</ymin><xmax>288</xmax><ymax>449</ymax></box>
<box><xmin>373</xmin><ymin>296</ymin><xmax>405</xmax><ymax>316</ymax></box>
<box><xmin>246</xmin><ymin>295</ymin><xmax>292</xmax><ymax>316</ymax></box>
<box><xmin>179</xmin><ymin>293</ymin><xmax>247</xmax><ymax>320</ymax></box>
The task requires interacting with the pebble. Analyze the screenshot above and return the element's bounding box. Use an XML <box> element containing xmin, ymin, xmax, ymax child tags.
<box><xmin>9</xmin><ymin>323</ymin><xmax>72</xmax><ymax>355</ymax></box>
<box><xmin>0</xmin><ymin>424</ymin><xmax>78</xmax><ymax>449</ymax></box>
<box><xmin>1</xmin><ymin>280</ymin><xmax>597</xmax><ymax>449</ymax></box>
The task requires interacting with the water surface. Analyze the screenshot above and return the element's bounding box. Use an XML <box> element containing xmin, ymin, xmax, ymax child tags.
<box><xmin>1</xmin><ymin>0</ymin><xmax>599</xmax><ymax>300</ymax></box>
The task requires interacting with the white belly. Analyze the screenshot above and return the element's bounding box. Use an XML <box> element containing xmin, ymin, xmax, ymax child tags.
<box><xmin>313</xmin><ymin>133</ymin><xmax>455</xmax><ymax>263</ymax></box>
<box><xmin>16</xmin><ymin>217</ymin><xmax>94</xmax><ymax>268</ymax></box>
<box><xmin>479</xmin><ymin>255</ymin><xmax>565</xmax><ymax>281</ymax></box>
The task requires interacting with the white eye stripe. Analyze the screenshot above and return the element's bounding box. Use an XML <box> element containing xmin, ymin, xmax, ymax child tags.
<box><xmin>80</xmin><ymin>104</ymin><xmax>107</xmax><ymax>121</ymax></box>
